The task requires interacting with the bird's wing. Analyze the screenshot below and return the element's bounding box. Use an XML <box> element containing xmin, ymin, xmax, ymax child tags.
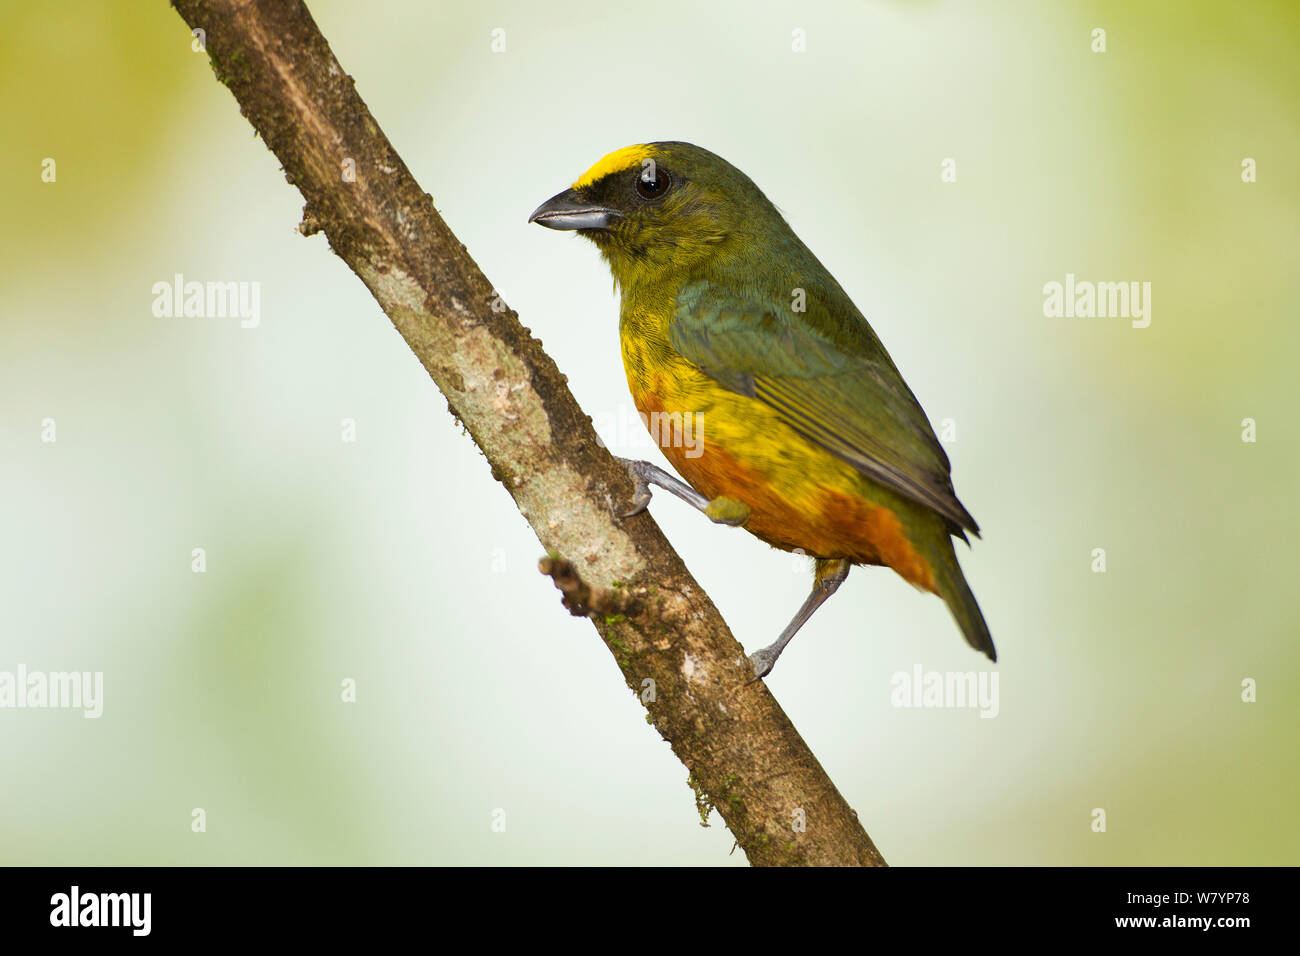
<box><xmin>671</xmin><ymin>279</ymin><xmax>978</xmax><ymax>535</ymax></box>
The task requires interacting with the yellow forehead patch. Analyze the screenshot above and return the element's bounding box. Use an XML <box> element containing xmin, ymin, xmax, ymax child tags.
<box><xmin>572</xmin><ymin>144</ymin><xmax>656</xmax><ymax>190</ymax></box>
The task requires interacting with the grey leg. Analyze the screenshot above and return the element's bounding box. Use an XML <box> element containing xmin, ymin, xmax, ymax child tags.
<box><xmin>749</xmin><ymin>558</ymin><xmax>851</xmax><ymax>680</ymax></box>
<box><xmin>617</xmin><ymin>458</ymin><xmax>750</xmax><ymax>526</ymax></box>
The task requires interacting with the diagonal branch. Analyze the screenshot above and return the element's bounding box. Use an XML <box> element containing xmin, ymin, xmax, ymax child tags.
<box><xmin>170</xmin><ymin>0</ymin><xmax>885</xmax><ymax>867</ymax></box>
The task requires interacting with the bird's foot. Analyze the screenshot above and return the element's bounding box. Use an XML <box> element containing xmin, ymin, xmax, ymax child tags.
<box><xmin>616</xmin><ymin>458</ymin><xmax>749</xmax><ymax>526</ymax></box>
<box><xmin>747</xmin><ymin>647</ymin><xmax>778</xmax><ymax>683</ymax></box>
<box><xmin>745</xmin><ymin>559</ymin><xmax>853</xmax><ymax>682</ymax></box>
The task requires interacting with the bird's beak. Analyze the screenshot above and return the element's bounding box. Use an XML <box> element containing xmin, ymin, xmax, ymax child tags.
<box><xmin>528</xmin><ymin>188</ymin><xmax>621</xmax><ymax>231</ymax></box>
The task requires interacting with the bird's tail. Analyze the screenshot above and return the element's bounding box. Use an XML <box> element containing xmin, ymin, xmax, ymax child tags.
<box><xmin>930</xmin><ymin>540</ymin><xmax>996</xmax><ymax>662</ymax></box>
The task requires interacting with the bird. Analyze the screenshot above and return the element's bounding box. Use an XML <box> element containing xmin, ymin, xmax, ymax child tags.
<box><xmin>529</xmin><ymin>142</ymin><xmax>993</xmax><ymax>679</ymax></box>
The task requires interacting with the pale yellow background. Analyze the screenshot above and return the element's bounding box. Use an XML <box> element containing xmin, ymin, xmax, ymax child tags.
<box><xmin>1</xmin><ymin>1</ymin><xmax>1296</xmax><ymax>864</ymax></box>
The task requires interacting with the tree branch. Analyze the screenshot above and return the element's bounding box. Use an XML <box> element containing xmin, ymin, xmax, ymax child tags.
<box><xmin>170</xmin><ymin>0</ymin><xmax>885</xmax><ymax>866</ymax></box>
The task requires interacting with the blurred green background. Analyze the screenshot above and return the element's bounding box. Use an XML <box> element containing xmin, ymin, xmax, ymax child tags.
<box><xmin>2</xmin><ymin>0</ymin><xmax>1297</xmax><ymax>865</ymax></box>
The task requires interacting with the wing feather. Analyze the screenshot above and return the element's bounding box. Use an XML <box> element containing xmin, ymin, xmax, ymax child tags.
<box><xmin>671</xmin><ymin>280</ymin><xmax>978</xmax><ymax>535</ymax></box>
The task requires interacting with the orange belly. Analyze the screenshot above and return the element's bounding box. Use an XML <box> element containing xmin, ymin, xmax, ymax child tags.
<box><xmin>633</xmin><ymin>388</ymin><xmax>937</xmax><ymax>592</ymax></box>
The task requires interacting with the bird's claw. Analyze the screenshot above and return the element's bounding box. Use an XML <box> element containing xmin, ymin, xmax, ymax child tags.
<box><xmin>614</xmin><ymin>458</ymin><xmax>749</xmax><ymax>527</ymax></box>
<box><xmin>747</xmin><ymin>649</ymin><xmax>776</xmax><ymax>683</ymax></box>
<box><xmin>620</xmin><ymin>489</ymin><xmax>652</xmax><ymax>519</ymax></box>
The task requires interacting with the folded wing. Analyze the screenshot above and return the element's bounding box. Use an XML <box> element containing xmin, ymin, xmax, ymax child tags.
<box><xmin>671</xmin><ymin>279</ymin><xmax>979</xmax><ymax>537</ymax></box>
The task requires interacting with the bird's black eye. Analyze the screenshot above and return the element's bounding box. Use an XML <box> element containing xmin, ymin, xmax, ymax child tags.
<box><xmin>635</xmin><ymin>165</ymin><xmax>672</xmax><ymax>200</ymax></box>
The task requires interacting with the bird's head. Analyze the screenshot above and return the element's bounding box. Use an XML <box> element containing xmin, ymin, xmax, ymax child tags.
<box><xmin>529</xmin><ymin>142</ymin><xmax>784</xmax><ymax>289</ymax></box>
